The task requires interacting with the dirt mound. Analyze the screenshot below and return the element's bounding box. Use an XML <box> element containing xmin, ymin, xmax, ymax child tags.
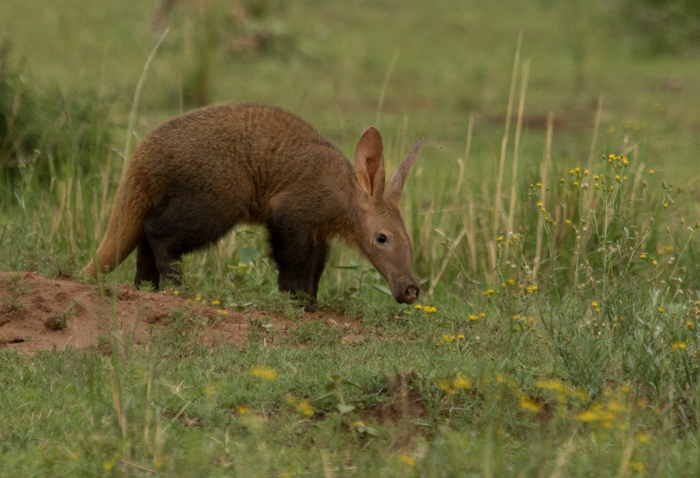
<box><xmin>0</xmin><ymin>271</ymin><xmax>361</xmax><ymax>354</ymax></box>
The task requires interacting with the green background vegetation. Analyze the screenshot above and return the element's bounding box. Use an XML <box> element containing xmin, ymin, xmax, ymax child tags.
<box><xmin>2</xmin><ymin>0</ymin><xmax>700</xmax><ymax>475</ymax></box>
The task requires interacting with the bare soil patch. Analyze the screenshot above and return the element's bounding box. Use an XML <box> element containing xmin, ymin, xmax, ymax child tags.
<box><xmin>0</xmin><ymin>271</ymin><xmax>361</xmax><ymax>354</ymax></box>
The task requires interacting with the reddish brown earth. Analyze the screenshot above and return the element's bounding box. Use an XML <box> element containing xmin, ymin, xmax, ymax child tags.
<box><xmin>0</xmin><ymin>271</ymin><xmax>362</xmax><ymax>354</ymax></box>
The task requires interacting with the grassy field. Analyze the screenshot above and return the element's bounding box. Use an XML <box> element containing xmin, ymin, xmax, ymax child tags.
<box><xmin>2</xmin><ymin>0</ymin><xmax>700</xmax><ymax>475</ymax></box>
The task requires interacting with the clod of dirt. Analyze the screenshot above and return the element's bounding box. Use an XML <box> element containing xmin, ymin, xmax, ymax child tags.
<box><xmin>44</xmin><ymin>315</ymin><xmax>69</xmax><ymax>331</ymax></box>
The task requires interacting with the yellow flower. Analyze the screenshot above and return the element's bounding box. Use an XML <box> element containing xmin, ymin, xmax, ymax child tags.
<box><xmin>212</xmin><ymin>300</ymin><xmax>220</xmax><ymax>305</ymax></box>
<box><xmin>565</xmin><ymin>219</ymin><xmax>571</xmax><ymax>225</ymax></box>
<box><xmin>536</xmin><ymin>379</ymin><xmax>566</xmax><ymax>393</ymax></box>
<box><xmin>637</xmin><ymin>431</ymin><xmax>652</xmax><ymax>444</ymax></box>
<box><xmin>484</xmin><ymin>289</ymin><xmax>494</xmax><ymax>296</ymax></box>
<box><xmin>286</xmin><ymin>395</ymin><xmax>298</xmax><ymax>405</ymax></box>
<box><xmin>249</xmin><ymin>366</ymin><xmax>278</xmax><ymax>380</ymax></box>
<box><xmin>518</xmin><ymin>394</ymin><xmax>541</xmax><ymax>412</ymax></box>
<box><xmin>479</xmin><ymin>312</ymin><xmax>486</xmax><ymax>318</ymax></box>
<box><xmin>195</xmin><ymin>295</ymin><xmax>201</xmax><ymax>302</ymax></box>
<box><xmin>238</xmin><ymin>404</ymin><xmax>250</xmax><ymax>415</ymax></box>
<box><xmin>591</xmin><ymin>301</ymin><xmax>598</xmax><ymax>307</ymax></box>
<box><xmin>415</xmin><ymin>304</ymin><xmax>423</xmax><ymax>309</ymax></box>
<box><xmin>453</xmin><ymin>375</ymin><xmax>473</xmax><ymax>390</ymax></box>
<box><xmin>469</xmin><ymin>315</ymin><xmax>479</xmax><ymax>321</ymax></box>
<box><xmin>173</xmin><ymin>290</ymin><xmax>180</xmax><ymax>296</ymax></box>
<box><xmin>296</xmin><ymin>399</ymin><xmax>314</xmax><ymax>417</ymax></box>
<box><xmin>438</xmin><ymin>380</ymin><xmax>454</xmax><ymax>393</ymax></box>
<box><xmin>576</xmin><ymin>403</ymin><xmax>607</xmax><ymax>422</ymax></box>
<box><xmin>672</xmin><ymin>342</ymin><xmax>686</xmax><ymax>350</ymax></box>
<box><xmin>649</xmin><ymin>170</ymin><xmax>654</xmax><ymax>176</ymax></box>
<box><xmin>622</xmin><ymin>157</ymin><xmax>629</xmax><ymax>164</ymax></box>
<box><xmin>575</xmin><ymin>410</ymin><xmax>596</xmax><ymax>422</ymax></box>
<box><xmin>664</xmin><ymin>203</ymin><xmax>668</xmax><ymax>208</ymax></box>
<box><xmin>630</xmin><ymin>461</ymin><xmax>645</xmax><ymax>472</ymax></box>
<box><xmin>640</xmin><ymin>254</ymin><xmax>647</xmax><ymax>259</ymax></box>
<box><xmin>457</xmin><ymin>334</ymin><xmax>465</xmax><ymax>340</ymax></box>
<box><xmin>399</xmin><ymin>453</ymin><xmax>416</xmax><ymax>467</ymax></box>
<box><xmin>443</xmin><ymin>334</ymin><xmax>455</xmax><ymax>342</ymax></box>
<box><xmin>652</xmin><ymin>260</ymin><xmax>658</xmax><ymax>266</ymax></box>
<box><xmin>439</xmin><ymin>375</ymin><xmax>473</xmax><ymax>393</ymax></box>
<box><xmin>573</xmin><ymin>181</ymin><xmax>579</xmax><ymax>187</ymax></box>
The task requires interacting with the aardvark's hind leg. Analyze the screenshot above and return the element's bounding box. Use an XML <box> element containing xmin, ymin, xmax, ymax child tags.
<box><xmin>135</xmin><ymin>237</ymin><xmax>161</xmax><ymax>289</ymax></box>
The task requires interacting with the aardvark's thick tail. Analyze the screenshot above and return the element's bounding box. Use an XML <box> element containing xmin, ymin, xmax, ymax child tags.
<box><xmin>82</xmin><ymin>166</ymin><xmax>153</xmax><ymax>278</ymax></box>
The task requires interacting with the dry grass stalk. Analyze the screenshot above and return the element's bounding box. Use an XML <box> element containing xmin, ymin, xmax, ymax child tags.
<box><xmin>468</xmin><ymin>197</ymin><xmax>477</xmax><ymax>272</ymax></box>
<box><xmin>492</xmin><ymin>31</ymin><xmax>522</xmax><ymax>239</ymax></box>
<box><xmin>429</xmin><ymin>227</ymin><xmax>467</xmax><ymax>294</ymax></box>
<box><xmin>455</xmin><ymin>112</ymin><xmax>475</xmax><ymax>201</ymax></box>
<box><xmin>490</xmin><ymin>32</ymin><xmax>522</xmax><ymax>277</ymax></box>
<box><xmin>505</xmin><ymin>58</ymin><xmax>531</xmax><ymax>257</ymax></box>
<box><xmin>533</xmin><ymin>111</ymin><xmax>554</xmax><ymax>278</ymax></box>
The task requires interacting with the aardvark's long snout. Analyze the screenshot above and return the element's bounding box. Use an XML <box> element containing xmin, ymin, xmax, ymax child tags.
<box><xmin>393</xmin><ymin>278</ymin><xmax>420</xmax><ymax>304</ymax></box>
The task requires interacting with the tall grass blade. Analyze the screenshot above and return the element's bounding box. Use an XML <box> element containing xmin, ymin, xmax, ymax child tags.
<box><xmin>374</xmin><ymin>49</ymin><xmax>400</xmax><ymax>127</ymax></box>
<box><xmin>505</xmin><ymin>58</ymin><xmax>531</xmax><ymax>256</ymax></box>
<box><xmin>492</xmin><ymin>31</ymin><xmax>522</xmax><ymax>240</ymax></box>
<box><xmin>534</xmin><ymin>111</ymin><xmax>554</xmax><ymax>278</ymax></box>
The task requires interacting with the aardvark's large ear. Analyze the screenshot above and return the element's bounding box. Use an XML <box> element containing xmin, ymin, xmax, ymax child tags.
<box><xmin>385</xmin><ymin>137</ymin><xmax>423</xmax><ymax>204</ymax></box>
<box><xmin>354</xmin><ymin>127</ymin><xmax>385</xmax><ymax>198</ymax></box>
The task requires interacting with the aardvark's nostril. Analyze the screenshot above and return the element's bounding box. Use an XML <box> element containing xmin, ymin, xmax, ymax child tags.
<box><xmin>405</xmin><ymin>284</ymin><xmax>419</xmax><ymax>303</ymax></box>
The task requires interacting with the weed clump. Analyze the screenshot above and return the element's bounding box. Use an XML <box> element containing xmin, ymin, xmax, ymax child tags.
<box><xmin>0</xmin><ymin>43</ymin><xmax>113</xmax><ymax>186</ymax></box>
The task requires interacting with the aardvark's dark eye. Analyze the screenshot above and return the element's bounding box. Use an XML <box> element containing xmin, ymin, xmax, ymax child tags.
<box><xmin>376</xmin><ymin>233</ymin><xmax>387</xmax><ymax>244</ymax></box>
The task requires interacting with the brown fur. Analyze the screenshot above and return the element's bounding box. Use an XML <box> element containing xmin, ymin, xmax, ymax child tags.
<box><xmin>83</xmin><ymin>103</ymin><xmax>422</xmax><ymax>304</ymax></box>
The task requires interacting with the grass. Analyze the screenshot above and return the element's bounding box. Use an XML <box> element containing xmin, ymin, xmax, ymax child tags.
<box><xmin>2</xmin><ymin>0</ymin><xmax>700</xmax><ymax>475</ymax></box>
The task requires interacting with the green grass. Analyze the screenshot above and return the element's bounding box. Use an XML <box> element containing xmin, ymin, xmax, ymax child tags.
<box><xmin>2</xmin><ymin>0</ymin><xmax>700</xmax><ymax>475</ymax></box>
